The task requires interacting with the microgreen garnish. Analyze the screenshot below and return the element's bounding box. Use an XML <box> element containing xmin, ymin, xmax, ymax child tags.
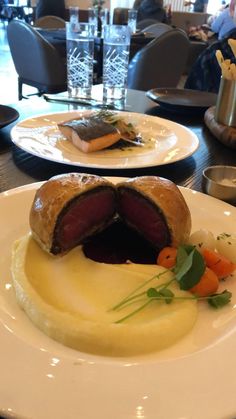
<box><xmin>174</xmin><ymin>245</ymin><xmax>205</xmax><ymax>290</ymax></box>
<box><xmin>111</xmin><ymin>245</ymin><xmax>232</xmax><ymax>324</ymax></box>
<box><xmin>147</xmin><ymin>287</ymin><xmax>174</xmax><ymax>304</ymax></box>
<box><xmin>207</xmin><ymin>290</ymin><xmax>232</xmax><ymax>308</ymax></box>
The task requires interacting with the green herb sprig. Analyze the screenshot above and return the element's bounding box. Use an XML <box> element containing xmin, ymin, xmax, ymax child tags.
<box><xmin>110</xmin><ymin>245</ymin><xmax>232</xmax><ymax>324</ymax></box>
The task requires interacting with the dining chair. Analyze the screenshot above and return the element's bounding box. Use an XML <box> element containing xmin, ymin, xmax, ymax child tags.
<box><xmin>127</xmin><ymin>28</ymin><xmax>190</xmax><ymax>91</ymax></box>
<box><xmin>34</xmin><ymin>15</ymin><xmax>66</xmax><ymax>28</ymax></box>
<box><xmin>140</xmin><ymin>22</ymin><xmax>173</xmax><ymax>37</ymax></box>
<box><xmin>136</xmin><ymin>18</ymin><xmax>160</xmax><ymax>30</ymax></box>
<box><xmin>7</xmin><ymin>20</ymin><xmax>67</xmax><ymax>100</ymax></box>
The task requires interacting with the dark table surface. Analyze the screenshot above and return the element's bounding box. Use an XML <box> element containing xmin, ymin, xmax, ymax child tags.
<box><xmin>0</xmin><ymin>88</ymin><xmax>235</xmax><ymax>198</ymax></box>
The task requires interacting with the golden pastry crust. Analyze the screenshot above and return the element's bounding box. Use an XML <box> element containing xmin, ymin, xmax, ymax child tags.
<box><xmin>116</xmin><ymin>176</ymin><xmax>191</xmax><ymax>247</ymax></box>
<box><xmin>29</xmin><ymin>173</ymin><xmax>115</xmax><ymax>254</ymax></box>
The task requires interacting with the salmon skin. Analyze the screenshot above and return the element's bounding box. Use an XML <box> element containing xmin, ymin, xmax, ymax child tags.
<box><xmin>58</xmin><ymin>116</ymin><xmax>121</xmax><ymax>153</ymax></box>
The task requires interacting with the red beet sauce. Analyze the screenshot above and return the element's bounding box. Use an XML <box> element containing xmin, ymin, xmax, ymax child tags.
<box><xmin>83</xmin><ymin>221</ymin><xmax>157</xmax><ymax>264</ymax></box>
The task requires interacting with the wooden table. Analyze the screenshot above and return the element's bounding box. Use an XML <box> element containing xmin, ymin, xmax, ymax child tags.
<box><xmin>0</xmin><ymin>88</ymin><xmax>235</xmax><ymax>200</ymax></box>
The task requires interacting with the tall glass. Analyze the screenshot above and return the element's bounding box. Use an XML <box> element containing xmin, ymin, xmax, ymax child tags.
<box><xmin>69</xmin><ymin>6</ymin><xmax>79</xmax><ymax>32</ymax></box>
<box><xmin>88</xmin><ymin>7</ymin><xmax>98</xmax><ymax>36</ymax></box>
<box><xmin>100</xmin><ymin>8</ymin><xmax>108</xmax><ymax>37</ymax></box>
<box><xmin>103</xmin><ymin>25</ymin><xmax>131</xmax><ymax>101</ymax></box>
<box><xmin>127</xmin><ymin>9</ymin><xmax>137</xmax><ymax>34</ymax></box>
<box><xmin>66</xmin><ymin>22</ymin><xmax>94</xmax><ymax>99</ymax></box>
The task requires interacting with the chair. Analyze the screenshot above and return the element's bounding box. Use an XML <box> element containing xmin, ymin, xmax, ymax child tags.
<box><xmin>34</xmin><ymin>15</ymin><xmax>65</xmax><ymax>28</ymax></box>
<box><xmin>140</xmin><ymin>22</ymin><xmax>173</xmax><ymax>36</ymax></box>
<box><xmin>127</xmin><ymin>28</ymin><xmax>190</xmax><ymax>91</ymax></box>
<box><xmin>7</xmin><ymin>20</ymin><xmax>67</xmax><ymax>100</ymax></box>
<box><xmin>136</xmin><ymin>18</ymin><xmax>158</xmax><ymax>30</ymax></box>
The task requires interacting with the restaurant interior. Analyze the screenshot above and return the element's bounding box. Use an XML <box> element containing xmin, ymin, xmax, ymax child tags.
<box><xmin>0</xmin><ymin>1</ymin><xmax>236</xmax><ymax>419</ymax></box>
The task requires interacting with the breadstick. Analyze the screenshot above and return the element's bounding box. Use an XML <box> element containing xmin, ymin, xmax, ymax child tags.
<box><xmin>224</xmin><ymin>59</ymin><xmax>231</xmax><ymax>67</ymax></box>
<box><xmin>222</xmin><ymin>61</ymin><xmax>233</xmax><ymax>79</ymax></box>
<box><xmin>230</xmin><ymin>62</ymin><xmax>236</xmax><ymax>80</ymax></box>
<box><xmin>215</xmin><ymin>49</ymin><xmax>224</xmax><ymax>67</ymax></box>
<box><xmin>228</xmin><ymin>38</ymin><xmax>236</xmax><ymax>58</ymax></box>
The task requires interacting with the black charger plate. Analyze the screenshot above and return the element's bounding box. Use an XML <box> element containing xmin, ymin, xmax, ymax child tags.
<box><xmin>0</xmin><ymin>105</ymin><xmax>19</xmax><ymax>129</ymax></box>
<box><xmin>146</xmin><ymin>88</ymin><xmax>217</xmax><ymax>114</ymax></box>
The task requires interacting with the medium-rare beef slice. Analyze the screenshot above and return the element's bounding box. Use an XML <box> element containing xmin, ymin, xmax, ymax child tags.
<box><xmin>30</xmin><ymin>173</ymin><xmax>117</xmax><ymax>255</ymax></box>
<box><xmin>116</xmin><ymin>176</ymin><xmax>191</xmax><ymax>250</ymax></box>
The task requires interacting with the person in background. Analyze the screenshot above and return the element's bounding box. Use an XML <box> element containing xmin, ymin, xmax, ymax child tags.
<box><xmin>35</xmin><ymin>0</ymin><xmax>65</xmax><ymax>20</ymax></box>
<box><xmin>133</xmin><ymin>0</ymin><xmax>142</xmax><ymax>9</ymax></box>
<box><xmin>184</xmin><ymin>0</ymin><xmax>208</xmax><ymax>13</ymax></box>
<box><xmin>185</xmin><ymin>0</ymin><xmax>236</xmax><ymax>92</ymax></box>
<box><xmin>210</xmin><ymin>5</ymin><xmax>236</xmax><ymax>40</ymax></box>
<box><xmin>135</xmin><ymin>0</ymin><xmax>167</xmax><ymax>23</ymax></box>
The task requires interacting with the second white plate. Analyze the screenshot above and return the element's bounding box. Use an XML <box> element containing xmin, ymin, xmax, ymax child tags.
<box><xmin>10</xmin><ymin>111</ymin><xmax>199</xmax><ymax>169</ymax></box>
<box><xmin>0</xmin><ymin>181</ymin><xmax>236</xmax><ymax>419</ymax></box>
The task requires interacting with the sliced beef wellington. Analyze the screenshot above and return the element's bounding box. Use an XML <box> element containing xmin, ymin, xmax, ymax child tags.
<box><xmin>116</xmin><ymin>176</ymin><xmax>191</xmax><ymax>250</ymax></box>
<box><xmin>29</xmin><ymin>173</ymin><xmax>117</xmax><ymax>255</ymax></box>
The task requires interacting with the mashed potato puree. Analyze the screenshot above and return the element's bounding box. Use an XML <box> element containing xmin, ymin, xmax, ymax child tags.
<box><xmin>11</xmin><ymin>234</ymin><xmax>197</xmax><ymax>356</ymax></box>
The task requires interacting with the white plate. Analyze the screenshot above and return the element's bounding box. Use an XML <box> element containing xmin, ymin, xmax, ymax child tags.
<box><xmin>0</xmin><ymin>181</ymin><xmax>236</xmax><ymax>419</ymax></box>
<box><xmin>10</xmin><ymin>111</ymin><xmax>199</xmax><ymax>169</ymax></box>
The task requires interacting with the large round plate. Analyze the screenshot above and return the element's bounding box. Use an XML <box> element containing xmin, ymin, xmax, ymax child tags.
<box><xmin>10</xmin><ymin>111</ymin><xmax>199</xmax><ymax>169</ymax></box>
<box><xmin>147</xmin><ymin>88</ymin><xmax>217</xmax><ymax>114</ymax></box>
<box><xmin>0</xmin><ymin>181</ymin><xmax>236</xmax><ymax>419</ymax></box>
<box><xmin>0</xmin><ymin>105</ymin><xmax>19</xmax><ymax>129</ymax></box>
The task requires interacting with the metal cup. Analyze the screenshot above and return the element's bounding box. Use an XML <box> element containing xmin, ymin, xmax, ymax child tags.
<box><xmin>215</xmin><ymin>77</ymin><xmax>236</xmax><ymax>127</ymax></box>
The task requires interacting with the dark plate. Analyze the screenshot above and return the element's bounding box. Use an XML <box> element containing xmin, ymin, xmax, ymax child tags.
<box><xmin>0</xmin><ymin>105</ymin><xmax>19</xmax><ymax>128</ymax></box>
<box><xmin>146</xmin><ymin>88</ymin><xmax>217</xmax><ymax>114</ymax></box>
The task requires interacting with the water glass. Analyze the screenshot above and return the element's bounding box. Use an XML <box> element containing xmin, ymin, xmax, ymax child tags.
<box><xmin>127</xmin><ymin>9</ymin><xmax>137</xmax><ymax>34</ymax></box>
<box><xmin>103</xmin><ymin>25</ymin><xmax>131</xmax><ymax>101</ymax></box>
<box><xmin>100</xmin><ymin>8</ymin><xmax>108</xmax><ymax>37</ymax></box>
<box><xmin>88</xmin><ymin>7</ymin><xmax>98</xmax><ymax>36</ymax></box>
<box><xmin>66</xmin><ymin>22</ymin><xmax>94</xmax><ymax>99</ymax></box>
<box><xmin>69</xmin><ymin>6</ymin><xmax>79</xmax><ymax>32</ymax></box>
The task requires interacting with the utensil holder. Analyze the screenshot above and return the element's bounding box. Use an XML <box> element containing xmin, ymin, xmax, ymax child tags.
<box><xmin>215</xmin><ymin>77</ymin><xmax>236</xmax><ymax>127</ymax></box>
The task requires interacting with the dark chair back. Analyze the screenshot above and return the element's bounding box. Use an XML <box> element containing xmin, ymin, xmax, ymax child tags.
<box><xmin>136</xmin><ymin>18</ymin><xmax>158</xmax><ymax>30</ymax></box>
<box><xmin>141</xmin><ymin>22</ymin><xmax>173</xmax><ymax>36</ymax></box>
<box><xmin>7</xmin><ymin>20</ymin><xmax>67</xmax><ymax>100</ymax></box>
<box><xmin>34</xmin><ymin>15</ymin><xmax>65</xmax><ymax>28</ymax></box>
<box><xmin>128</xmin><ymin>28</ymin><xmax>190</xmax><ymax>91</ymax></box>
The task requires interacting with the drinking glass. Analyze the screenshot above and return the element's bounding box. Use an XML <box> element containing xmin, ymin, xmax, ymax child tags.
<box><xmin>88</xmin><ymin>7</ymin><xmax>98</xmax><ymax>36</ymax></box>
<box><xmin>66</xmin><ymin>22</ymin><xmax>94</xmax><ymax>99</ymax></box>
<box><xmin>127</xmin><ymin>9</ymin><xmax>137</xmax><ymax>34</ymax></box>
<box><xmin>100</xmin><ymin>8</ymin><xmax>108</xmax><ymax>37</ymax></box>
<box><xmin>103</xmin><ymin>25</ymin><xmax>131</xmax><ymax>101</ymax></box>
<box><xmin>69</xmin><ymin>6</ymin><xmax>79</xmax><ymax>32</ymax></box>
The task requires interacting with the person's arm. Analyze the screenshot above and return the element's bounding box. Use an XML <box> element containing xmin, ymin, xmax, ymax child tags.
<box><xmin>211</xmin><ymin>10</ymin><xmax>226</xmax><ymax>34</ymax></box>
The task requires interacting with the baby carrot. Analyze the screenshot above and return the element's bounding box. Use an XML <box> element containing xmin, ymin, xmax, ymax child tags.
<box><xmin>190</xmin><ymin>267</ymin><xmax>219</xmax><ymax>297</ymax></box>
<box><xmin>202</xmin><ymin>248</ymin><xmax>236</xmax><ymax>279</ymax></box>
<box><xmin>157</xmin><ymin>246</ymin><xmax>177</xmax><ymax>269</ymax></box>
